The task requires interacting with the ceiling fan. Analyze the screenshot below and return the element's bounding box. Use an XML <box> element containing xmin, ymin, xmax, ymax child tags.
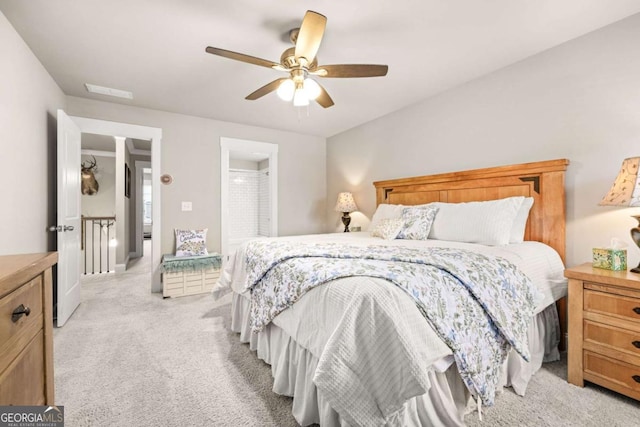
<box><xmin>205</xmin><ymin>10</ymin><xmax>388</xmax><ymax>108</ymax></box>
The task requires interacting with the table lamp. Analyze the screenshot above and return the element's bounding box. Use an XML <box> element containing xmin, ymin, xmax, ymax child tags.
<box><xmin>599</xmin><ymin>157</ymin><xmax>640</xmax><ymax>273</ymax></box>
<box><xmin>334</xmin><ymin>192</ymin><xmax>358</xmax><ymax>232</ymax></box>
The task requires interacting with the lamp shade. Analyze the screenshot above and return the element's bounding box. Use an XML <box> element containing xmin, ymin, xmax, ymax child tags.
<box><xmin>303</xmin><ymin>78</ymin><xmax>321</xmax><ymax>100</ymax></box>
<box><xmin>334</xmin><ymin>192</ymin><xmax>357</xmax><ymax>213</ymax></box>
<box><xmin>599</xmin><ymin>157</ymin><xmax>640</xmax><ymax>207</ymax></box>
<box><xmin>277</xmin><ymin>79</ymin><xmax>295</xmax><ymax>101</ymax></box>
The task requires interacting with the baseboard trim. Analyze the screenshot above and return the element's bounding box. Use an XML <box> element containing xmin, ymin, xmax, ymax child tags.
<box><xmin>115</xmin><ymin>255</ymin><xmax>130</xmax><ymax>273</ymax></box>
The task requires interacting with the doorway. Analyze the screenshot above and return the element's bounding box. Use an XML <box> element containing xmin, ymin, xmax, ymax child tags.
<box><xmin>220</xmin><ymin>138</ymin><xmax>278</xmax><ymax>260</ymax></box>
<box><xmin>79</xmin><ymin>137</ymin><xmax>153</xmax><ymax>273</ymax></box>
<box><xmin>71</xmin><ymin>116</ymin><xmax>163</xmax><ymax>292</ymax></box>
<box><xmin>80</xmin><ymin>133</ymin><xmax>117</xmax><ymax>275</ymax></box>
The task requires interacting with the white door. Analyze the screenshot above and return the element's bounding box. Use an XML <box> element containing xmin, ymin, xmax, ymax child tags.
<box><xmin>55</xmin><ymin>110</ymin><xmax>82</xmax><ymax>326</ymax></box>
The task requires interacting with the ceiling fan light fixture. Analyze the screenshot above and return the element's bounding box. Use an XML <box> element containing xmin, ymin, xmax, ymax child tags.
<box><xmin>303</xmin><ymin>78</ymin><xmax>321</xmax><ymax>100</ymax></box>
<box><xmin>293</xmin><ymin>86</ymin><xmax>309</xmax><ymax>107</ymax></box>
<box><xmin>277</xmin><ymin>79</ymin><xmax>295</xmax><ymax>101</ymax></box>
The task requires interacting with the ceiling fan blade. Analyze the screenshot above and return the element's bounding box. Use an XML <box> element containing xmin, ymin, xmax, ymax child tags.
<box><xmin>294</xmin><ymin>11</ymin><xmax>326</xmax><ymax>66</ymax></box>
<box><xmin>206</xmin><ymin>46</ymin><xmax>280</xmax><ymax>69</ymax></box>
<box><xmin>310</xmin><ymin>64</ymin><xmax>389</xmax><ymax>78</ymax></box>
<box><xmin>315</xmin><ymin>82</ymin><xmax>334</xmax><ymax>108</ymax></box>
<box><xmin>245</xmin><ymin>78</ymin><xmax>288</xmax><ymax>100</ymax></box>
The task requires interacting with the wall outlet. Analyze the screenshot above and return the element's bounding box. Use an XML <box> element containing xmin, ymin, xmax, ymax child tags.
<box><xmin>181</xmin><ymin>201</ymin><xmax>192</xmax><ymax>211</ymax></box>
<box><xmin>351</xmin><ymin>226</ymin><xmax>362</xmax><ymax>232</ymax></box>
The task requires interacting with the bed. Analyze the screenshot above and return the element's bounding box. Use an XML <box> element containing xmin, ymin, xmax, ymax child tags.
<box><xmin>215</xmin><ymin>158</ymin><xmax>569</xmax><ymax>426</ymax></box>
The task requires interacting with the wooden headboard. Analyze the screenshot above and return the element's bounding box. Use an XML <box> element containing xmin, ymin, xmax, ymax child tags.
<box><xmin>373</xmin><ymin>159</ymin><xmax>569</xmax><ymax>262</ymax></box>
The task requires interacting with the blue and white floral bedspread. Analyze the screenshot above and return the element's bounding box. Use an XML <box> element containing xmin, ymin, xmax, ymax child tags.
<box><xmin>244</xmin><ymin>240</ymin><xmax>536</xmax><ymax>405</ymax></box>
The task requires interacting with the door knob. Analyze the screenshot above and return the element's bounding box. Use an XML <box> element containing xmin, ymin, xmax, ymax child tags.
<box><xmin>48</xmin><ymin>225</ymin><xmax>74</xmax><ymax>232</ymax></box>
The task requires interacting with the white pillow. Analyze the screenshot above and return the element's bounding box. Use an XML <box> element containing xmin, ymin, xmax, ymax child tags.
<box><xmin>510</xmin><ymin>197</ymin><xmax>534</xmax><ymax>244</ymax></box>
<box><xmin>428</xmin><ymin>197</ymin><xmax>524</xmax><ymax>246</ymax></box>
<box><xmin>397</xmin><ymin>205</ymin><xmax>439</xmax><ymax>240</ymax></box>
<box><xmin>371</xmin><ymin>218</ymin><xmax>405</xmax><ymax>240</ymax></box>
<box><xmin>369</xmin><ymin>204</ymin><xmax>405</xmax><ymax>233</ymax></box>
<box><xmin>175</xmin><ymin>229</ymin><xmax>209</xmax><ymax>257</ymax></box>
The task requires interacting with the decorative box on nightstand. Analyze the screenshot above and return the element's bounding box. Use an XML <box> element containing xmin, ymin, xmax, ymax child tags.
<box><xmin>565</xmin><ymin>263</ymin><xmax>640</xmax><ymax>401</ymax></box>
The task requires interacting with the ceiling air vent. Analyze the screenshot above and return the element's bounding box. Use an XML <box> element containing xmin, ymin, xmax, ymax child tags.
<box><xmin>85</xmin><ymin>83</ymin><xmax>133</xmax><ymax>100</ymax></box>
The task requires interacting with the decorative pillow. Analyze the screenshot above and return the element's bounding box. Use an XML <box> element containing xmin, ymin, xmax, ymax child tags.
<box><xmin>510</xmin><ymin>197</ymin><xmax>534</xmax><ymax>244</ymax></box>
<box><xmin>175</xmin><ymin>229</ymin><xmax>209</xmax><ymax>257</ymax></box>
<box><xmin>428</xmin><ymin>196</ymin><xmax>524</xmax><ymax>246</ymax></box>
<box><xmin>370</xmin><ymin>218</ymin><xmax>405</xmax><ymax>240</ymax></box>
<box><xmin>368</xmin><ymin>203</ymin><xmax>405</xmax><ymax>233</ymax></box>
<box><xmin>397</xmin><ymin>205</ymin><xmax>439</xmax><ymax>240</ymax></box>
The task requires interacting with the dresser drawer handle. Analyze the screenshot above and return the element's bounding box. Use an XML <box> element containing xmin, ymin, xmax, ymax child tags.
<box><xmin>11</xmin><ymin>304</ymin><xmax>31</xmax><ymax>323</ymax></box>
<box><xmin>634</xmin><ymin>307</ymin><xmax>640</xmax><ymax>315</ymax></box>
<box><xmin>634</xmin><ymin>375</ymin><xmax>640</xmax><ymax>384</ymax></box>
<box><xmin>633</xmin><ymin>341</ymin><xmax>640</xmax><ymax>349</ymax></box>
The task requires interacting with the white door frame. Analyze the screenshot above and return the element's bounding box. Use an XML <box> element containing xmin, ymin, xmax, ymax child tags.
<box><xmin>71</xmin><ymin>116</ymin><xmax>163</xmax><ymax>292</ymax></box>
<box><xmin>135</xmin><ymin>160</ymin><xmax>152</xmax><ymax>258</ymax></box>
<box><xmin>220</xmin><ymin>137</ymin><xmax>278</xmax><ymax>259</ymax></box>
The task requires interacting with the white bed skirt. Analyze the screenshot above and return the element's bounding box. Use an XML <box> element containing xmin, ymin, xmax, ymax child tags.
<box><xmin>231</xmin><ymin>293</ymin><xmax>560</xmax><ymax>426</ymax></box>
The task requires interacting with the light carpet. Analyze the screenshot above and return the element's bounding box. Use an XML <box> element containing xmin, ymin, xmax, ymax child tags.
<box><xmin>54</xmin><ymin>250</ymin><xmax>640</xmax><ymax>426</ymax></box>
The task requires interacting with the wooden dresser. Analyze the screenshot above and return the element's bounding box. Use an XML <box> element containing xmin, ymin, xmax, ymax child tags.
<box><xmin>0</xmin><ymin>252</ymin><xmax>57</xmax><ymax>405</ymax></box>
<box><xmin>565</xmin><ymin>263</ymin><xmax>640</xmax><ymax>400</ymax></box>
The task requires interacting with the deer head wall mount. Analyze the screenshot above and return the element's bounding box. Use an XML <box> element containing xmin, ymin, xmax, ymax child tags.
<box><xmin>81</xmin><ymin>156</ymin><xmax>100</xmax><ymax>195</ymax></box>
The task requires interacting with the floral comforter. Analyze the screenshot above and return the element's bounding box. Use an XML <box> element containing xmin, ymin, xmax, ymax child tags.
<box><xmin>244</xmin><ymin>240</ymin><xmax>537</xmax><ymax>405</ymax></box>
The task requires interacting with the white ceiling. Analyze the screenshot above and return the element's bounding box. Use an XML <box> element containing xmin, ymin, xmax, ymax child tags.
<box><xmin>230</xmin><ymin>151</ymin><xmax>269</xmax><ymax>162</ymax></box>
<box><xmin>81</xmin><ymin>133</ymin><xmax>114</xmax><ymax>152</ymax></box>
<box><xmin>2</xmin><ymin>1</ymin><xmax>640</xmax><ymax>137</ymax></box>
<box><xmin>81</xmin><ymin>134</ymin><xmax>151</xmax><ymax>152</ymax></box>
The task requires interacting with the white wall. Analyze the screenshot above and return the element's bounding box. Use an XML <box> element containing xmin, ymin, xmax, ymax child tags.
<box><xmin>229</xmin><ymin>169</ymin><xmax>261</xmax><ymax>239</ymax></box>
<box><xmin>0</xmin><ymin>11</ymin><xmax>66</xmax><ymax>255</ymax></box>
<box><xmin>327</xmin><ymin>13</ymin><xmax>640</xmax><ymax>269</ymax></box>
<box><xmin>66</xmin><ymin>96</ymin><xmax>327</xmax><ymax>256</ymax></box>
<box><xmin>230</xmin><ymin>159</ymin><xmax>259</xmax><ymax>170</ymax></box>
<box><xmin>81</xmin><ymin>154</ymin><xmax>115</xmax><ymax>217</ymax></box>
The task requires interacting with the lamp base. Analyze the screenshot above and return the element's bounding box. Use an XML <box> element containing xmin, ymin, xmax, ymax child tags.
<box><xmin>631</xmin><ymin>215</ymin><xmax>640</xmax><ymax>274</ymax></box>
<box><xmin>341</xmin><ymin>213</ymin><xmax>351</xmax><ymax>232</ymax></box>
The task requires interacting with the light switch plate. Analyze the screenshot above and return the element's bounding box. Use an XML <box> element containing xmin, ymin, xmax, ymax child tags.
<box><xmin>181</xmin><ymin>201</ymin><xmax>192</xmax><ymax>211</ymax></box>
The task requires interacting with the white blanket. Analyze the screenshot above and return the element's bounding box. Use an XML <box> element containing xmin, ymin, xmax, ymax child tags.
<box><xmin>311</xmin><ymin>277</ymin><xmax>452</xmax><ymax>426</ymax></box>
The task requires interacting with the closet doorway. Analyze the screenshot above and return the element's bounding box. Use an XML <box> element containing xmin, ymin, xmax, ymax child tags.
<box><xmin>220</xmin><ymin>138</ymin><xmax>278</xmax><ymax>261</ymax></box>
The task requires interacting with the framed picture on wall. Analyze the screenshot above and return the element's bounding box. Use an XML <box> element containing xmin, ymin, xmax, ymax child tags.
<box><xmin>125</xmin><ymin>163</ymin><xmax>131</xmax><ymax>198</ymax></box>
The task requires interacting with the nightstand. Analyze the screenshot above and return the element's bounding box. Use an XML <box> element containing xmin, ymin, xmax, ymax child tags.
<box><xmin>565</xmin><ymin>263</ymin><xmax>640</xmax><ymax>401</ymax></box>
